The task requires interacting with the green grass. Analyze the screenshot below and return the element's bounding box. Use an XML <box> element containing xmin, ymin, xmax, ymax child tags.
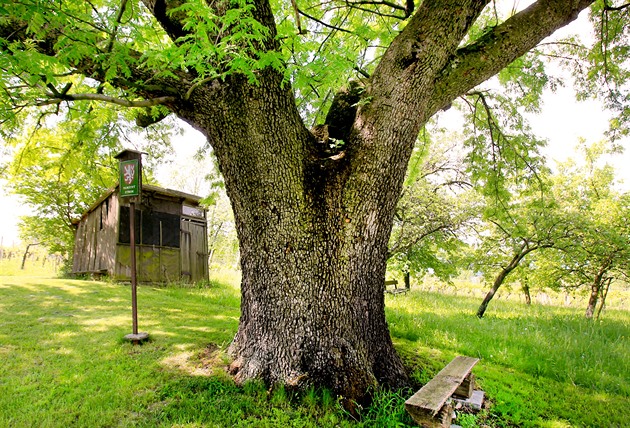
<box><xmin>387</xmin><ymin>292</ymin><xmax>629</xmax><ymax>427</ymax></box>
<box><xmin>0</xmin><ymin>262</ymin><xmax>628</xmax><ymax>427</ymax></box>
<box><xmin>0</xmin><ymin>256</ymin><xmax>61</xmax><ymax>277</ymax></box>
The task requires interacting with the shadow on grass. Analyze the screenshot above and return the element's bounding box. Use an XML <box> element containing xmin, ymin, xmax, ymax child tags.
<box><xmin>0</xmin><ymin>278</ymin><xmax>414</xmax><ymax>427</ymax></box>
<box><xmin>0</xmin><ymin>277</ymin><xmax>245</xmax><ymax>427</ymax></box>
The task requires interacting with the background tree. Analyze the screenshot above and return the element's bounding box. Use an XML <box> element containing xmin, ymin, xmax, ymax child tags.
<box><xmin>529</xmin><ymin>141</ymin><xmax>630</xmax><ymax>318</ymax></box>
<box><xmin>456</xmin><ymin>87</ymin><xmax>577</xmax><ymax>318</ymax></box>
<box><xmin>2</xmin><ymin>0</ymin><xmax>626</xmax><ymax>401</ymax></box>
<box><xmin>388</xmin><ymin>131</ymin><xmax>477</xmax><ymax>287</ymax></box>
<box><xmin>470</xmin><ymin>179</ymin><xmax>575</xmax><ymax>318</ymax></box>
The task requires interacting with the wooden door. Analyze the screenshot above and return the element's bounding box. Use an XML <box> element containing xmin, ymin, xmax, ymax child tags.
<box><xmin>180</xmin><ymin>218</ymin><xmax>208</xmax><ymax>282</ymax></box>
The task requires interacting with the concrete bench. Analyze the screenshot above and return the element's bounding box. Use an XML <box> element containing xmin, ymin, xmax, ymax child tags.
<box><xmin>405</xmin><ymin>356</ymin><xmax>479</xmax><ymax>427</ymax></box>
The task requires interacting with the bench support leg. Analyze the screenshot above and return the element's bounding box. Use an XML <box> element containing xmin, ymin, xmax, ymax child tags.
<box><xmin>405</xmin><ymin>402</ymin><xmax>453</xmax><ymax>428</ymax></box>
<box><xmin>454</xmin><ymin>373</ymin><xmax>475</xmax><ymax>399</ymax></box>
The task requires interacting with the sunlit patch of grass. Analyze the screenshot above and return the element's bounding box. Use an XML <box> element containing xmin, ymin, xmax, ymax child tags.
<box><xmin>0</xmin><ymin>257</ymin><xmax>59</xmax><ymax>277</ymax></box>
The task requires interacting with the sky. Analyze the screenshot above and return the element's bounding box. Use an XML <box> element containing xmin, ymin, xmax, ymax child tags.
<box><xmin>0</xmin><ymin>1</ymin><xmax>628</xmax><ymax>248</ymax></box>
<box><xmin>0</xmin><ymin>180</ymin><xmax>30</xmax><ymax>248</ymax></box>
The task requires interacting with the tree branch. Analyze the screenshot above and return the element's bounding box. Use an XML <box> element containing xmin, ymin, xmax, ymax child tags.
<box><xmin>37</xmin><ymin>93</ymin><xmax>176</xmax><ymax>108</ymax></box>
<box><xmin>603</xmin><ymin>1</ymin><xmax>630</xmax><ymax>11</ymax></box>
<box><xmin>433</xmin><ymin>0</ymin><xmax>595</xmax><ymax>111</ymax></box>
<box><xmin>298</xmin><ymin>9</ymin><xmax>355</xmax><ymax>34</ymax></box>
<box><xmin>105</xmin><ymin>0</ymin><xmax>130</xmax><ymax>54</ymax></box>
<box><xmin>140</xmin><ymin>0</ymin><xmax>189</xmax><ymax>42</ymax></box>
<box><xmin>373</xmin><ymin>0</ymin><xmax>490</xmax><ymax>83</ymax></box>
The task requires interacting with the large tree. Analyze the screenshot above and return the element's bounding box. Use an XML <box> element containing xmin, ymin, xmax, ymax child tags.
<box><xmin>2</xmin><ymin>0</ymin><xmax>623</xmax><ymax>401</ymax></box>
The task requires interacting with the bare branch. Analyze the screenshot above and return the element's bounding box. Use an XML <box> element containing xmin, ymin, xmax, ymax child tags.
<box><xmin>348</xmin><ymin>0</ymin><xmax>408</xmax><ymax>13</ymax></box>
<box><xmin>290</xmin><ymin>0</ymin><xmax>305</xmax><ymax>34</ymax></box>
<box><xmin>298</xmin><ymin>9</ymin><xmax>355</xmax><ymax>34</ymax></box>
<box><xmin>603</xmin><ymin>1</ymin><xmax>630</xmax><ymax>11</ymax></box>
<box><xmin>104</xmin><ymin>0</ymin><xmax>130</xmax><ymax>54</ymax></box>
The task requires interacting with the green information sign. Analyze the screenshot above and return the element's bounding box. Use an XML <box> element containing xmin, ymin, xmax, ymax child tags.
<box><xmin>119</xmin><ymin>159</ymin><xmax>140</xmax><ymax>197</ymax></box>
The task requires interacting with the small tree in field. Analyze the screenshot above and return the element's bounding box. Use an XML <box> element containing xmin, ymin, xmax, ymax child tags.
<box><xmin>388</xmin><ymin>133</ymin><xmax>476</xmax><ymax>287</ymax></box>
<box><xmin>531</xmin><ymin>142</ymin><xmax>630</xmax><ymax>318</ymax></box>
<box><xmin>1</xmin><ymin>0</ymin><xmax>628</xmax><ymax>400</ymax></box>
<box><xmin>471</xmin><ymin>179</ymin><xmax>576</xmax><ymax>318</ymax></box>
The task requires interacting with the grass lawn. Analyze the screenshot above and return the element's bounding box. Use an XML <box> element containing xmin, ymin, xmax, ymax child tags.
<box><xmin>1</xmin><ymin>263</ymin><xmax>628</xmax><ymax>427</ymax></box>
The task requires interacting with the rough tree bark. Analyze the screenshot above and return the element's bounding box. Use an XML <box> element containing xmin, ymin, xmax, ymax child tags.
<box><xmin>1</xmin><ymin>0</ymin><xmax>595</xmax><ymax>402</ymax></box>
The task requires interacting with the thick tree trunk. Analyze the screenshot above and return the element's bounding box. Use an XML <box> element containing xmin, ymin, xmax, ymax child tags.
<box><xmin>174</xmin><ymin>69</ymin><xmax>410</xmax><ymax>401</ymax></box>
<box><xmin>142</xmin><ymin>0</ymin><xmax>593</xmax><ymax>402</ymax></box>
<box><xmin>0</xmin><ymin>0</ymin><xmax>595</xmax><ymax>405</ymax></box>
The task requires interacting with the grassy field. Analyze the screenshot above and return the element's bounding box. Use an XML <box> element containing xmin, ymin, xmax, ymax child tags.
<box><xmin>0</xmin><ymin>261</ymin><xmax>628</xmax><ymax>427</ymax></box>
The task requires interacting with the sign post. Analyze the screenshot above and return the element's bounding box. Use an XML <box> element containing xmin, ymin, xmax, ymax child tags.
<box><xmin>115</xmin><ymin>149</ymin><xmax>149</xmax><ymax>344</ymax></box>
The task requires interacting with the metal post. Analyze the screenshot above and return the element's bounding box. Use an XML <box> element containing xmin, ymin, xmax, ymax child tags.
<box><xmin>129</xmin><ymin>201</ymin><xmax>138</xmax><ymax>335</ymax></box>
<box><xmin>116</xmin><ymin>148</ymin><xmax>148</xmax><ymax>344</ymax></box>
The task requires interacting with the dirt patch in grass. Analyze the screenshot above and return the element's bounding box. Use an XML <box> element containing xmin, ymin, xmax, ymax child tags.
<box><xmin>161</xmin><ymin>343</ymin><xmax>229</xmax><ymax>377</ymax></box>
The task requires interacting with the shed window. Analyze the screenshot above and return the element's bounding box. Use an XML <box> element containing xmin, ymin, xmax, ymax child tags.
<box><xmin>183</xmin><ymin>205</ymin><xmax>205</xmax><ymax>218</ymax></box>
<box><xmin>119</xmin><ymin>207</ymin><xmax>140</xmax><ymax>245</ymax></box>
<box><xmin>119</xmin><ymin>207</ymin><xmax>180</xmax><ymax>248</ymax></box>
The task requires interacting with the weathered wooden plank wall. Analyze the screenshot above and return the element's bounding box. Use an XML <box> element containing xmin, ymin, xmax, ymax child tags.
<box><xmin>73</xmin><ymin>186</ymin><xmax>208</xmax><ymax>283</ymax></box>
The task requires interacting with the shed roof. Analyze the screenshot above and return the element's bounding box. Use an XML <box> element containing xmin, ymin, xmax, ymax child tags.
<box><xmin>78</xmin><ymin>184</ymin><xmax>205</xmax><ymax>221</ymax></box>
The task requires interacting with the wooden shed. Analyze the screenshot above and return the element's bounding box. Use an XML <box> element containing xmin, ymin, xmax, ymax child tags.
<box><xmin>72</xmin><ymin>184</ymin><xmax>209</xmax><ymax>283</ymax></box>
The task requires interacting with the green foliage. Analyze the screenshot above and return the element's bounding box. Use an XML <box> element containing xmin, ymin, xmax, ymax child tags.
<box><xmin>388</xmin><ymin>131</ymin><xmax>478</xmax><ymax>283</ymax></box>
<box><xmin>461</xmin><ymin>90</ymin><xmax>549</xmax><ymax>204</ymax></box>
<box><xmin>274</xmin><ymin>0</ymin><xmax>404</xmax><ymax>124</ymax></box>
<box><xmin>1</xmin><ymin>101</ymin><xmax>176</xmax><ymax>260</ymax></box>
<box><xmin>498</xmin><ymin>53</ymin><xmax>556</xmax><ymax>113</ymax></box>
<box><xmin>526</xmin><ymin>141</ymin><xmax>630</xmax><ymax>302</ymax></box>
<box><xmin>145</xmin><ymin>0</ymin><xmax>283</xmax><ymax>85</ymax></box>
<box><xmin>583</xmin><ymin>1</ymin><xmax>630</xmax><ymax>140</ymax></box>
